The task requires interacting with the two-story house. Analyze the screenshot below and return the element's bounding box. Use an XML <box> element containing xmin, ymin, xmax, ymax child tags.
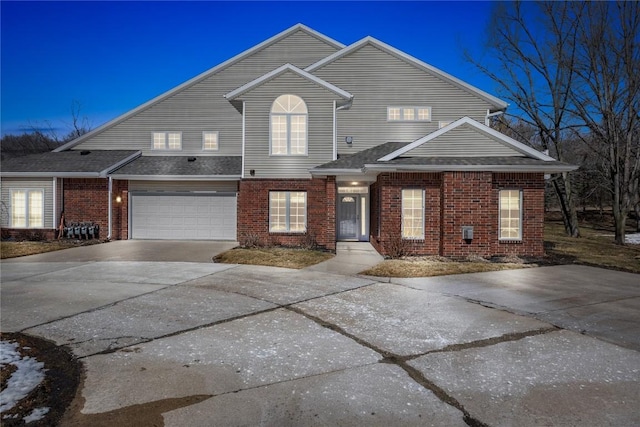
<box><xmin>0</xmin><ymin>24</ymin><xmax>575</xmax><ymax>257</ymax></box>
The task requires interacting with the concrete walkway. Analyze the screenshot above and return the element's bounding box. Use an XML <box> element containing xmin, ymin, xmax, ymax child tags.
<box><xmin>1</xmin><ymin>255</ymin><xmax>639</xmax><ymax>426</ymax></box>
<box><xmin>305</xmin><ymin>242</ymin><xmax>383</xmax><ymax>275</ymax></box>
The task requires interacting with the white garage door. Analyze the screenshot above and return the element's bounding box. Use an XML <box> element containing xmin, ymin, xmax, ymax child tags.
<box><xmin>130</xmin><ymin>192</ymin><xmax>237</xmax><ymax>240</ymax></box>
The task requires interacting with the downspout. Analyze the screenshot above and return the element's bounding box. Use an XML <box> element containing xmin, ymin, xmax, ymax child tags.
<box><xmin>485</xmin><ymin>109</ymin><xmax>504</xmax><ymax>126</ymax></box>
<box><xmin>332</xmin><ymin>101</ymin><xmax>337</xmax><ymax>160</ymax></box>
<box><xmin>334</xmin><ymin>100</ymin><xmax>352</xmax><ymax>160</ymax></box>
<box><xmin>241</xmin><ymin>101</ymin><xmax>246</xmax><ymax>178</ymax></box>
<box><xmin>52</xmin><ymin>177</ymin><xmax>56</xmax><ymax>230</ymax></box>
<box><xmin>108</xmin><ymin>176</ymin><xmax>113</xmax><ymax>240</ymax></box>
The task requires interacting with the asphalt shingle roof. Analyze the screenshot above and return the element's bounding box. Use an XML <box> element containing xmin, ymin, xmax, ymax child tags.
<box><xmin>313</xmin><ymin>143</ymin><xmax>574</xmax><ymax>172</ymax></box>
<box><xmin>313</xmin><ymin>142</ymin><xmax>411</xmax><ymax>169</ymax></box>
<box><xmin>0</xmin><ymin>150</ymin><xmax>139</xmax><ymax>175</ymax></box>
<box><xmin>111</xmin><ymin>156</ymin><xmax>242</xmax><ymax>176</ymax></box>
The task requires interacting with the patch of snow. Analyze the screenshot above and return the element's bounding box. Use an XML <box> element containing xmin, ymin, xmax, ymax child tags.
<box><xmin>0</xmin><ymin>340</ymin><xmax>46</xmax><ymax>413</ymax></box>
<box><xmin>23</xmin><ymin>407</ymin><xmax>50</xmax><ymax>423</ymax></box>
<box><xmin>626</xmin><ymin>233</ymin><xmax>640</xmax><ymax>245</ymax></box>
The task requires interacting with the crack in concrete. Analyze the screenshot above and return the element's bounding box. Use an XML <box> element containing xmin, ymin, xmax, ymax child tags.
<box><xmin>287</xmin><ymin>305</ymin><xmax>491</xmax><ymax>427</ymax></box>
<box><xmin>404</xmin><ymin>327</ymin><xmax>559</xmax><ymax>360</ymax></box>
<box><xmin>77</xmin><ymin>280</ymin><xmax>380</xmax><ymax>358</ymax></box>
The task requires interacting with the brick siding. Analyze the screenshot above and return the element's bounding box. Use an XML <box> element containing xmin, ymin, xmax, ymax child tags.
<box><xmin>237</xmin><ymin>177</ymin><xmax>336</xmax><ymax>251</ymax></box>
<box><xmin>371</xmin><ymin>172</ymin><xmax>545</xmax><ymax>258</ymax></box>
<box><xmin>62</xmin><ymin>178</ymin><xmax>128</xmax><ymax>240</ymax></box>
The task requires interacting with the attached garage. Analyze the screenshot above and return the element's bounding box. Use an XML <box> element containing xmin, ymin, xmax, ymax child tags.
<box><xmin>130</xmin><ymin>192</ymin><xmax>237</xmax><ymax>240</ymax></box>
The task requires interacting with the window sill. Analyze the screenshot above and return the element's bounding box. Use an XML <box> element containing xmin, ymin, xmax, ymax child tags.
<box><xmin>499</xmin><ymin>239</ymin><xmax>523</xmax><ymax>244</ymax></box>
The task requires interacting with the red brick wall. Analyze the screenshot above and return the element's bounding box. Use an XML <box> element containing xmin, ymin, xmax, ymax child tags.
<box><xmin>237</xmin><ymin>178</ymin><xmax>335</xmax><ymax>251</ymax></box>
<box><xmin>371</xmin><ymin>172</ymin><xmax>546</xmax><ymax>258</ymax></box>
<box><xmin>62</xmin><ymin>178</ymin><xmax>129</xmax><ymax>240</ymax></box>
<box><xmin>491</xmin><ymin>173</ymin><xmax>545</xmax><ymax>257</ymax></box>
<box><xmin>372</xmin><ymin>173</ymin><xmax>442</xmax><ymax>256</ymax></box>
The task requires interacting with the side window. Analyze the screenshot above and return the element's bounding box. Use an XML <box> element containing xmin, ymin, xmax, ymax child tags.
<box><xmin>499</xmin><ymin>189</ymin><xmax>522</xmax><ymax>240</ymax></box>
<box><xmin>152</xmin><ymin>132</ymin><xmax>182</xmax><ymax>150</ymax></box>
<box><xmin>11</xmin><ymin>189</ymin><xmax>44</xmax><ymax>228</ymax></box>
<box><xmin>388</xmin><ymin>107</ymin><xmax>431</xmax><ymax>122</ymax></box>
<box><xmin>401</xmin><ymin>189</ymin><xmax>424</xmax><ymax>239</ymax></box>
<box><xmin>203</xmin><ymin>132</ymin><xmax>219</xmax><ymax>150</ymax></box>
<box><xmin>270</xmin><ymin>95</ymin><xmax>307</xmax><ymax>155</ymax></box>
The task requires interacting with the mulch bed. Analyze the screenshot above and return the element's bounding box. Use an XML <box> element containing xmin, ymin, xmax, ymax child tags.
<box><xmin>0</xmin><ymin>332</ymin><xmax>81</xmax><ymax>426</ymax></box>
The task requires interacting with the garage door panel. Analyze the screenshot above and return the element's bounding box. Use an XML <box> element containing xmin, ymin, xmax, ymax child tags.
<box><xmin>131</xmin><ymin>193</ymin><xmax>237</xmax><ymax>240</ymax></box>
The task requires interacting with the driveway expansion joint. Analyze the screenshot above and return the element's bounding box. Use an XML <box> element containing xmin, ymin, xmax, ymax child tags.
<box><xmin>287</xmin><ymin>305</ymin><xmax>489</xmax><ymax>427</ymax></box>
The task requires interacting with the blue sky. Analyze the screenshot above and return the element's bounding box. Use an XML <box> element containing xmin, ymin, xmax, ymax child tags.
<box><xmin>1</xmin><ymin>1</ymin><xmax>500</xmax><ymax>137</ymax></box>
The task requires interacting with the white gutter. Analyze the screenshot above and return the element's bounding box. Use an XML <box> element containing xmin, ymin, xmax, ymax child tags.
<box><xmin>107</xmin><ymin>176</ymin><xmax>113</xmax><ymax>240</ymax></box>
<box><xmin>110</xmin><ymin>175</ymin><xmax>242</xmax><ymax>181</ymax></box>
<box><xmin>485</xmin><ymin>109</ymin><xmax>504</xmax><ymax>126</ymax></box>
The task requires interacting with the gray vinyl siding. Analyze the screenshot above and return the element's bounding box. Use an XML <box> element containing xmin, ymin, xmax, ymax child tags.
<box><xmin>73</xmin><ymin>30</ymin><xmax>340</xmax><ymax>156</ymax></box>
<box><xmin>240</xmin><ymin>72</ymin><xmax>336</xmax><ymax>178</ymax></box>
<box><xmin>406</xmin><ymin>124</ymin><xmax>524</xmax><ymax>157</ymax></box>
<box><xmin>0</xmin><ymin>177</ymin><xmax>54</xmax><ymax>228</ymax></box>
<box><xmin>312</xmin><ymin>44</ymin><xmax>497</xmax><ymax>156</ymax></box>
<box><xmin>128</xmin><ymin>180</ymin><xmax>237</xmax><ymax>192</ymax></box>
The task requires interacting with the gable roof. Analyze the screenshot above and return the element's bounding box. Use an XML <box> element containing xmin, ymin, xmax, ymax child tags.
<box><xmin>55</xmin><ymin>24</ymin><xmax>345</xmax><ymax>152</ymax></box>
<box><xmin>110</xmin><ymin>156</ymin><xmax>242</xmax><ymax>180</ymax></box>
<box><xmin>311</xmin><ymin>117</ymin><xmax>577</xmax><ymax>175</ymax></box>
<box><xmin>224</xmin><ymin>64</ymin><xmax>353</xmax><ymax>101</ymax></box>
<box><xmin>0</xmin><ymin>150</ymin><xmax>140</xmax><ymax>177</ymax></box>
<box><xmin>378</xmin><ymin>117</ymin><xmax>555</xmax><ymax>161</ymax></box>
<box><xmin>306</xmin><ymin>37</ymin><xmax>508</xmax><ymax>111</ymax></box>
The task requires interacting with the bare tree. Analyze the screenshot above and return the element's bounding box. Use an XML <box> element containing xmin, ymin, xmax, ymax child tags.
<box><xmin>1</xmin><ymin>100</ymin><xmax>92</xmax><ymax>159</ymax></box>
<box><xmin>467</xmin><ymin>1</ymin><xmax>583</xmax><ymax>237</ymax></box>
<box><xmin>63</xmin><ymin>100</ymin><xmax>92</xmax><ymax>142</ymax></box>
<box><xmin>569</xmin><ymin>1</ymin><xmax>640</xmax><ymax>244</ymax></box>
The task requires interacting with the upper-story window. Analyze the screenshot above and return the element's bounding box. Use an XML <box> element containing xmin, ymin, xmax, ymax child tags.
<box><xmin>271</xmin><ymin>94</ymin><xmax>307</xmax><ymax>156</ymax></box>
<box><xmin>152</xmin><ymin>132</ymin><xmax>182</xmax><ymax>150</ymax></box>
<box><xmin>202</xmin><ymin>131</ymin><xmax>219</xmax><ymax>150</ymax></box>
<box><xmin>387</xmin><ymin>107</ymin><xmax>432</xmax><ymax>122</ymax></box>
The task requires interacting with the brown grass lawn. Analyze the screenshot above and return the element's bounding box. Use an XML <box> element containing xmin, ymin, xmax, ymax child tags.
<box><xmin>1</xmin><ymin>240</ymin><xmax>103</xmax><ymax>259</ymax></box>
<box><xmin>213</xmin><ymin>247</ymin><xmax>334</xmax><ymax>269</ymax></box>
<box><xmin>544</xmin><ymin>213</ymin><xmax>640</xmax><ymax>274</ymax></box>
<box><xmin>362</xmin><ymin>211</ymin><xmax>640</xmax><ymax>278</ymax></box>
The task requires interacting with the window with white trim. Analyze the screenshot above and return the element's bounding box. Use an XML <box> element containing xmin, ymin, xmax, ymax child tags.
<box><xmin>270</xmin><ymin>94</ymin><xmax>307</xmax><ymax>155</ymax></box>
<box><xmin>152</xmin><ymin>132</ymin><xmax>182</xmax><ymax>150</ymax></box>
<box><xmin>202</xmin><ymin>131</ymin><xmax>219</xmax><ymax>150</ymax></box>
<box><xmin>269</xmin><ymin>191</ymin><xmax>307</xmax><ymax>232</ymax></box>
<box><xmin>11</xmin><ymin>189</ymin><xmax>44</xmax><ymax>228</ymax></box>
<box><xmin>499</xmin><ymin>189</ymin><xmax>522</xmax><ymax>240</ymax></box>
<box><xmin>387</xmin><ymin>107</ymin><xmax>432</xmax><ymax>122</ymax></box>
<box><xmin>402</xmin><ymin>189</ymin><xmax>424</xmax><ymax>239</ymax></box>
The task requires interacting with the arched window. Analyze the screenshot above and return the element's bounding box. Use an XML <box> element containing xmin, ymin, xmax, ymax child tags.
<box><xmin>270</xmin><ymin>94</ymin><xmax>307</xmax><ymax>155</ymax></box>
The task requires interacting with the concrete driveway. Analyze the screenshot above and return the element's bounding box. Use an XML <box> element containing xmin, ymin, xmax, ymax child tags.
<box><xmin>1</xmin><ymin>250</ymin><xmax>639</xmax><ymax>426</ymax></box>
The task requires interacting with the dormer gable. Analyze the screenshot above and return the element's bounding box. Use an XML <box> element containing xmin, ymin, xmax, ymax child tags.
<box><xmin>224</xmin><ymin>64</ymin><xmax>353</xmax><ymax>105</ymax></box>
<box><xmin>378</xmin><ymin>117</ymin><xmax>554</xmax><ymax>162</ymax></box>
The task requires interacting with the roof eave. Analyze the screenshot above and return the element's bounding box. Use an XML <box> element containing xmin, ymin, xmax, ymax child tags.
<box><xmin>110</xmin><ymin>174</ymin><xmax>242</xmax><ymax>181</ymax></box>
<box><xmin>365</xmin><ymin>163</ymin><xmax>579</xmax><ymax>173</ymax></box>
<box><xmin>0</xmin><ymin>172</ymin><xmax>102</xmax><ymax>178</ymax></box>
